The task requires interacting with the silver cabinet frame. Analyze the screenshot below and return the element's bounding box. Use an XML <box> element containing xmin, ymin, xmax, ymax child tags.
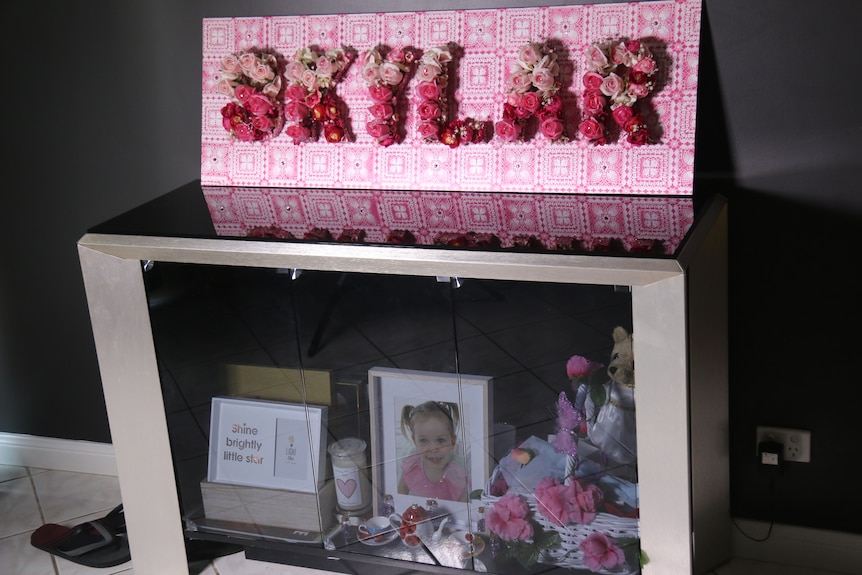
<box><xmin>78</xmin><ymin>197</ymin><xmax>727</xmax><ymax>575</ymax></box>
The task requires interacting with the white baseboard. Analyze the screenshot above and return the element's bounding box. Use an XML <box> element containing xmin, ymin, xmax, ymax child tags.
<box><xmin>730</xmin><ymin>518</ymin><xmax>862</xmax><ymax>574</ymax></box>
<box><xmin>0</xmin><ymin>433</ymin><xmax>118</xmax><ymax>476</ymax></box>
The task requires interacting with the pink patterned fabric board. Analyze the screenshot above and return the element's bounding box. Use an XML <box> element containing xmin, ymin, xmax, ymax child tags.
<box><xmin>202</xmin><ymin>186</ymin><xmax>694</xmax><ymax>254</ymax></box>
<box><xmin>201</xmin><ymin>0</ymin><xmax>702</xmax><ymax>195</ymax></box>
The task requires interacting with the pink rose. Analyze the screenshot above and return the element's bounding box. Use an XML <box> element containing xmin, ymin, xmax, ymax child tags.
<box><xmin>221</xmin><ymin>54</ymin><xmax>242</xmax><ymax>75</ymax></box>
<box><xmin>417</xmin><ymin>120</ymin><xmax>440</xmax><ymax>140</ymax></box>
<box><xmin>304</xmin><ymin>90</ymin><xmax>321</xmax><ymax>108</ymax></box>
<box><xmin>239</xmin><ymin>52</ymin><xmax>257</xmax><ymax>72</ymax></box>
<box><xmin>566</xmin><ymin>355</ymin><xmax>604</xmax><ymax>380</ymax></box>
<box><xmin>416</xmin><ymin>62</ymin><xmax>442</xmax><ymax>83</ymax></box>
<box><xmin>625</xmin><ymin>40</ymin><xmax>642</xmax><ymax>54</ymax></box>
<box><xmin>531</xmin><ymin>67</ymin><xmax>556</xmax><ymax>92</ymax></box>
<box><xmin>233</xmin><ymin>122</ymin><xmax>255</xmax><ymax>142</ymax></box>
<box><xmin>486</xmin><ymin>493</ymin><xmax>533</xmax><ymax>542</ymax></box>
<box><xmin>518</xmin><ymin>43</ymin><xmax>542</xmax><ymax>66</ymax></box>
<box><xmin>578</xmin><ymin>117</ymin><xmax>604</xmax><ymax>142</ymax></box>
<box><xmin>285</xmin><ymin>61</ymin><xmax>306</xmax><ymax>82</ymax></box>
<box><xmin>520</xmin><ymin>92</ymin><xmax>541</xmax><ymax>114</ymax></box>
<box><xmin>582</xmin><ymin>91</ymin><xmax>606</xmax><ymax>117</ymax></box>
<box><xmin>316</xmin><ymin>55</ymin><xmax>334</xmax><ymax>78</ymax></box>
<box><xmin>285</xmin><ymin>124</ymin><xmax>310</xmax><ymax>143</ymax></box>
<box><xmin>583</xmin><ymin>72</ymin><xmax>604</xmax><ymax>92</ymax></box>
<box><xmin>579</xmin><ymin>533</ymin><xmax>625</xmax><ymax>572</ymax></box>
<box><xmin>612</xmin><ymin>105</ymin><xmax>635</xmax><ymax>127</ymax></box>
<box><xmin>368</xmin><ymin>85</ymin><xmax>393</xmax><ymax>103</ymax></box>
<box><xmin>507</xmin><ymin>70</ymin><xmax>532</xmax><ymax>93</ymax></box>
<box><xmin>494</xmin><ymin>119</ymin><xmax>521</xmax><ymax>142</ymax></box>
<box><xmin>540</xmin><ymin>117</ymin><xmax>564</xmax><ymax>140</ymax></box>
<box><xmin>284</xmin><ymin>100</ymin><xmax>309</xmax><ymax>122</ymax></box>
<box><xmin>285</xmin><ymin>85</ymin><xmax>307</xmax><ymax>102</ymax></box>
<box><xmin>416</xmin><ymin>81</ymin><xmax>441</xmax><ymax>101</ymax></box>
<box><xmin>633</xmin><ymin>56</ymin><xmax>657</xmax><ymax>75</ymax></box>
<box><xmin>251</xmin><ymin>63</ymin><xmax>273</xmax><ymax>83</ymax></box>
<box><xmin>586</xmin><ymin>44</ymin><xmax>609</xmax><ymax>72</ymax></box>
<box><xmin>301</xmin><ymin>69</ymin><xmax>319</xmax><ymax>92</ymax></box>
<box><xmin>234</xmin><ymin>85</ymin><xmax>254</xmax><ymax>104</ymax></box>
<box><xmin>377</xmin><ymin>134</ymin><xmax>399</xmax><ymax>147</ymax></box>
<box><xmin>366</xmin><ymin>120</ymin><xmax>391</xmax><ymax>139</ymax></box>
<box><xmin>417</xmin><ymin>101</ymin><xmax>442</xmax><ymax>121</ymax></box>
<box><xmin>368</xmin><ymin>103</ymin><xmax>394</xmax><ymax>120</ymax></box>
<box><xmin>600</xmin><ymin>73</ymin><xmax>624</xmax><ymax>98</ymax></box>
<box><xmin>361</xmin><ymin>63</ymin><xmax>380</xmax><ymax>84</ymax></box>
<box><xmin>380</xmin><ymin>62</ymin><xmax>404</xmax><ymax>86</ymax></box>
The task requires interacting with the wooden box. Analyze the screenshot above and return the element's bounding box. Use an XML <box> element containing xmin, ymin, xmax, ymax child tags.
<box><xmin>200</xmin><ymin>479</ymin><xmax>336</xmax><ymax>533</ymax></box>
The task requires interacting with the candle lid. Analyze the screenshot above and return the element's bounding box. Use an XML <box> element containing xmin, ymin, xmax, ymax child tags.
<box><xmin>328</xmin><ymin>437</ymin><xmax>366</xmax><ymax>457</ymax></box>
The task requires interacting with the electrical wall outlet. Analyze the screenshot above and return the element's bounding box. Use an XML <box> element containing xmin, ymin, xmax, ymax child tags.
<box><xmin>756</xmin><ymin>426</ymin><xmax>811</xmax><ymax>463</ymax></box>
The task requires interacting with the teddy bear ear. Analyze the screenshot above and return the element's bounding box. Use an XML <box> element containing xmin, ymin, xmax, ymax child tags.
<box><xmin>612</xmin><ymin>326</ymin><xmax>630</xmax><ymax>342</ymax></box>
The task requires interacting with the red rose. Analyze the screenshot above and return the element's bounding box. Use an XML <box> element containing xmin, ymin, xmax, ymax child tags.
<box><xmin>540</xmin><ymin>117</ymin><xmax>565</xmax><ymax>140</ymax></box>
<box><xmin>583</xmin><ymin>91</ymin><xmax>606</xmax><ymax>117</ymax></box>
<box><xmin>578</xmin><ymin>117</ymin><xmax>604</xmax><ymax>141</ymax></box>
<box><xmin>440</xmin><ymin>127</ymin><xmax>460</xmax><ymax>148</ymax></box>
<box><xmin>323</xmin><ymin>123</ymin><xmax>345</xmax><ymax>142</ymax></box>
<box><xmin>417</xmin><ymin>100</ymin><xmax>442</xmax><ymax>121</ymax></box>
<box><xmin>520</xmin><ymin>92</ymin><xmax>541</xmax><ymax>114</ymax></box>
<box><xmin>417</xmin><ymin>120</ymin><xmax>440</xmax><ymax>140</ymax></box>
<box><xmin>612</xmin><ymin>105</ymin><xmax>635</xmax><ymax>127</ymax></box>
<box><xmin>369</xmin><ymin>85</ymin><xmax>393</xmax><ymax>103</ymax></box>
<box><xmin>366</xmin><ymin>120</ymin><xmax>391</xmax><ymax>139</ymax></box>
<box><xmin>285</xmin><ymin>124</ymin><xmax>311</xmax><ymax>143</ymax></box>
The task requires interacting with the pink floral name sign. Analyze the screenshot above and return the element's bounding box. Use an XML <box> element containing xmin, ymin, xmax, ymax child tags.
<box><xmin>201</xmin><ymin>0</ymin><xmax>702</xmax><ymax>195</ymax></box>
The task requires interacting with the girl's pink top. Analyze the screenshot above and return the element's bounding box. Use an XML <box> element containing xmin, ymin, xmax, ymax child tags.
<box><xmin>400</xmin><ymin>452</ymin><xmax>467</xmax><ymax>500</ymax></box>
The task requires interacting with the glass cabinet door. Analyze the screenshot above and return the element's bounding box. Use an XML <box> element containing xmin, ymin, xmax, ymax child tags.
<box><xmin>146</xmin><ymin>263</ymin><xmax>640</xmax><ymax>574</ymax></box>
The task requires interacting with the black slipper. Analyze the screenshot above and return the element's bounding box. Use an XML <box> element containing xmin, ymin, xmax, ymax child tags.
<box><xmin>31</xmin><ymin>504</ymin><xmax>131</xmax><ymax>568</ymax></box>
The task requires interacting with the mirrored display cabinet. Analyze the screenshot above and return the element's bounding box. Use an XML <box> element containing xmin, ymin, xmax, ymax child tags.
<box><xmin>79</xmin><ymin>181</ymin><xmax>727</xmax><ymax>575</ymax></box>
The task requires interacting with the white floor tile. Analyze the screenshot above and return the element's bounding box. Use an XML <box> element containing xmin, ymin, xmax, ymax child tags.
<box><xmin>0</xmin><ymin>464</ymin><xmax>30</xmax><ymax>483</ymax></box>
<box><xmin>31</xmin><ymin>471</ymin><xmax>122</xmax><ymax>524</ymax></box>
<box><xmin>0</xmin><ymin>530</ymin><xmax>57</xmax><ymax>575</ymax></box>
<box><xmin>0</xmin><ymin>475</ymin><xmax>43</xmax><ymax>538</ymax></box>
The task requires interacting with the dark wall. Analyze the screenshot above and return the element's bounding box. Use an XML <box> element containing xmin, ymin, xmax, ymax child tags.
<box><xmin>3</xmin><ymin>0</ymin><xmax>860</xmax><ymax>534</ymax></box>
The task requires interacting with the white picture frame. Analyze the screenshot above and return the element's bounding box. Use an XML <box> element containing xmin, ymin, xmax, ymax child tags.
<box><xmin>208</xmin><ymin>397</ymin><xmax>327</xmax><ymax>493</ymax></box>
<box><xmin>368</xmin><ymin>367</ymin><xmax>492</xmax><ymax>525</ymax></box>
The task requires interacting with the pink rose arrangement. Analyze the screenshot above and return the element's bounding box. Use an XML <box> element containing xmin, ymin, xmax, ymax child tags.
<box><xmin>283</xmin><ymin>46</ymin><xmax>354</xmax><ymax>144</ymax></box>
<box><xmin>495</xmin><ymin>41</ymin><xmax>567</xmax><ymax>143</ymax></box>
<box><xmin>217</xmin><ymin>50</ymin><xmax>284</xmax><ymax>142</ymax></box>
<box><xmin>361</xmin><ymin>46</ymin><xmax>418</xmax><ymax>146</ymax></box>
<box><xmin>415</xmin><ymin>46</ymin><xmax>489</xmax><ymax>148</ymax></box>
<box><xmin>578</xmin><ymin>39</ymin><xmax>658</xmax><ymax>146</ymax></box>
<box><xmin>534</xmin><ymin>476</ymin><xmax>604</xmax><ymax>527</ymax></box>
<box><xmin>486</xmin><ymin>493</ymin><xmax>561</xmax><ymax>567</ymax></box>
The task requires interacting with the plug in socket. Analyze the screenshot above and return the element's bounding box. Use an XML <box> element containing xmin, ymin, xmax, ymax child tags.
<box><xmin>756</xmin><ymin>426</ymin><xmax>811</xmax><ymax>463</ymax></box>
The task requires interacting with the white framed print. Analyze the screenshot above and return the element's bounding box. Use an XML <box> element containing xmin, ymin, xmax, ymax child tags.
<box><xmin>368</xmin><ymin>367</ymin><xmax>492</xmax><ymax>524</ymax></box>
<box><xmin>208</xmin><ymin>397</ymin><xmax>327</xmax><ymax>493</ymax></box>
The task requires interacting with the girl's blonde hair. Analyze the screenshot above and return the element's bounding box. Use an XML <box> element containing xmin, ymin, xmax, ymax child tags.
<box><xmin>401</xmin><ymin>400</ymin><xmax>460</xmax><ymax>440</ymax></box>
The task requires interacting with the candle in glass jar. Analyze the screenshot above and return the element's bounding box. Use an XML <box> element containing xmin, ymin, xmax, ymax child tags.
<box><xmin>328</xmin><ymin>438</ymin><xmax>371</xmax><ymax>512</ymax></box>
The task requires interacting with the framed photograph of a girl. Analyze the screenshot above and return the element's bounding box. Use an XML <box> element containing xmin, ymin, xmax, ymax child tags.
<box><xmin>368</xmin><ymin>368</ymin><xmax>492</xmax><ymax>524</ymax></box>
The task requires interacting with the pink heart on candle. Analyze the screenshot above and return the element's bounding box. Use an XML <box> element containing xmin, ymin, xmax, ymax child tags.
<box><xmin>337</xmin><ymin>478</ymin><xmax>357</xmax><ymax>498</ymax></box>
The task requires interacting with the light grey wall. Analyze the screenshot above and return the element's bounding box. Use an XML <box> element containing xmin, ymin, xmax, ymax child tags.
<box><xmin>3</xmin><ymin>0</ymin><xmax>860</xmax><ymax>533</ymax></box>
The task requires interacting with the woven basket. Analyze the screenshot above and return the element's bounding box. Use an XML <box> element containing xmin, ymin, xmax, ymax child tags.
<box><xmin>481</xmin><ymin>461</ymin><xmax>640</xmax><ymax>573</ymax></box>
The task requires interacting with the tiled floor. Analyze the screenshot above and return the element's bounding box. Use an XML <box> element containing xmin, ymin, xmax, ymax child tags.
<box><xmin>1</xmin><ymin>464</ymin><xmax>846</xmax><ymax>575</ymax></box>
